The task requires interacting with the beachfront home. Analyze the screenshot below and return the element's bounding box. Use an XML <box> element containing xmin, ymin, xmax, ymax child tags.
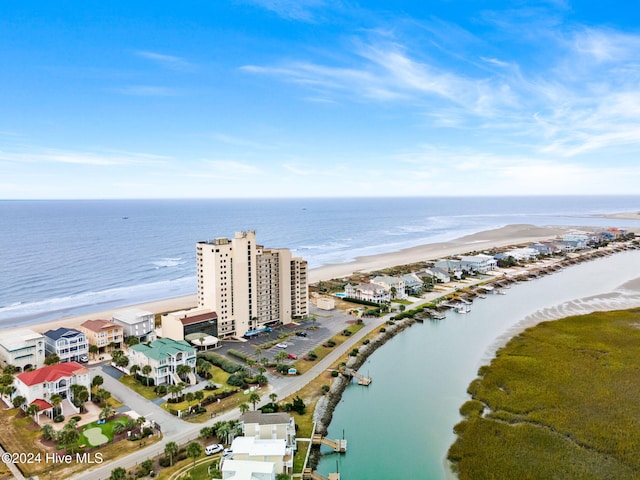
<box><xmin>344</xmin><ymin>282</ymin><xmax>390</xmax><ymax>304</ymax></box>
<box><xmin>420</xmin><ymin>267</ymin><xmax>451</xmax><ymax>284</ymax></box>
<box><xmin>0</xmin><ymin>329</ymin><xmax>46</xmax><ymax>372</ymax></box>
<box><xmin>42</xmin><ymin>328</ymin><xmax>89</xmax><ymax>363</ymax></box>
<box><xmin>196</xmin><ymin>230</ymin><xmax>308</xmax><ymax>339</ymax></box>
<box><xmin>12</xmin><ymin>362</ymin><xmax>90</xmax><ymax>419</ymax></box>
<box><xmin>228</xmin><ymin>437</ymin><xmax>293</xmax><ymax>474</ymax></box>
<box><xmin>433</xmin><ymin>259</ymin><xmax>464</xmax><ymax>279</ymax></box>
<box><xmin>78</xmin><ymin>319</ymin><xmax>123</xmax><ymax>352</ymax></box>
<box><xmin>112</xmin><ymin>308</ymin><xmax>156</xmax><ymax>343</ymax></box>
<box><xmin>500</xmin><ymin>247</ymin><xmax>539</xmax><ymax>262</ymax></box>
<box><xmin>128</xmin><ymin>338</ymin><xmax>197</xmax><ymax>386</ymax></box>
<box><xmin>371</xmin><ymin>275</ymin><xmax>407</xmax><ymax>300</ymax></box>
<box><xmin>530</xmin><ymin>243</ymin><xmax>554</xmax><ymax>255</ymax></box>
<box><xmin>161</xmin><ymin>308</ymin><xmax>220</xmax><ymax>350</ymax></box>
<box><xmin>221</xmin><ymin>459</ymin><xmax>275</xmax><ymax>480</ymax></box>
<box><xmin>459</xmin><ymin>254</ymin><xmax>498</xmax><ymax>273</ymax></box>
<box><xmin>240</xmin><ymin>411</ymin><xmax>297</xmax><ymax>450</ymax></box>
<box><xmin>399</xmin><ymin>273</ymin><xmax>423</xmax><ymax>294</ymax></box>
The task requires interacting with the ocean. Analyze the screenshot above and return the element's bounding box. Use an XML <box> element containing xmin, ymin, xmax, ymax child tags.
<box><xmin>1</xmin><ymin>196</ymin><xmax>640</xmax><ymax>327</ymax></box>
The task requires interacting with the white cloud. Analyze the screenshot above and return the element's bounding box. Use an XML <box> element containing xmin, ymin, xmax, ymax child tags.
<box><xmin>0</xmin><ymin>148</ymin><xmax>170</xmax><ymax>166</ymax></box>
<box><xmin>246</xmin><ymin>0</ymin><xmax>327</xmax><ymax>21</ymax></box>
<box><xmin>135</xmin><ymin>51</ymin><xmax>194</xmax><ymax>71</ymax></box>
<box><xmin>206</xmin><ymin>160</ymin><xmax>261</xmax><ymax>175</ymax></box>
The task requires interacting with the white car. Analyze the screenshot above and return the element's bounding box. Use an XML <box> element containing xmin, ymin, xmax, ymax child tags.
<box><xmin>275</xmin><ymin>342</ymin><xmax>288</xmax><ymax>349</ymax></box>
<box><xmin>205</xmin><ymin>444</ymin><xmax>223</xmax><ymax>455</ymax></box>
<box><xmin>223</xmin><ymin>448</ymin><xmax>233</xmax><ymax>457</ymax></box>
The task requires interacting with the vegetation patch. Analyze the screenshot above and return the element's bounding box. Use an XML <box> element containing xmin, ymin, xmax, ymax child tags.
<box><xmin>448</xmin><ymin>308</ymin><xmax>640</xmax><ymax>480</ymax></box>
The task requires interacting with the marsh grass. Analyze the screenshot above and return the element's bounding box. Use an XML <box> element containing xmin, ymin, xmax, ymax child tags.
<box><xmin>448</xmin><ymin>308</ymin><xmax>640</xmax><ymax>479</ymax></box>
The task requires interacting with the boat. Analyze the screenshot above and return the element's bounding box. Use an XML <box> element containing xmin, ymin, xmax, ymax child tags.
<box><xmin>454</xmin><ymin>304</ymin><xmax>470</xmax><ymax>314</ymax></box>
<box><xmin>122</xmin><ymin>216</ymin><xmax>129</xmax><ymax>220</ymax></box>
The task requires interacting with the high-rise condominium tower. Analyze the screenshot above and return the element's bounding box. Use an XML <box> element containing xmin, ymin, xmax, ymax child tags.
<box><xmin>196</xmin><ymin>230</ymin><xmax>308</xmax><ymax>338</ymax></box>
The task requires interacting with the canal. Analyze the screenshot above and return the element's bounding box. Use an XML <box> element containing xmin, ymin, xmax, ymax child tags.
<box><xmin>317</xmin><ymin>250</ymin><xmax>640</xmax><ymax>479</ymax></box>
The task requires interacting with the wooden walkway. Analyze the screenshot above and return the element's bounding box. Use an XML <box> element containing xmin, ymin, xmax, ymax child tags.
<box><xmin>342</xmin><ymin>368</ymin><xmax>372</xmax><ymax>386</ymax></box>
<box><xmin>312</xmin><ymin>434</ymin><xmax>347</xmax><ymax>452</ymax></box>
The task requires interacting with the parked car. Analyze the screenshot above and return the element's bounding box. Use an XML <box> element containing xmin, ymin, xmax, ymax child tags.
<box><xmin>295</xmin><ymin>331</ymin><xmax>308</xmax><ymax>337</ymax></box>
<box><xmin>78</xmin><ymin>354</ymin><xmax>89</xmax><ymax>363</ymax></box>
<box><xmin>223</xmin><ymin>448</ymin><xmax>233</xmax><ymax>457</ymax></box>
<box><xmin>275</xmin><ymin>342</ymin><xmax>288</xmax><ymax>349</ymax></box>
<box><xmin>287</xmin><ymin>353</ymin><xmax>298</xmax><ymax>359</ymax></box>
<box><xmin>205</xmin><ymin>444</ymin><xmax>224</xmax><ymax>455</ymax></box>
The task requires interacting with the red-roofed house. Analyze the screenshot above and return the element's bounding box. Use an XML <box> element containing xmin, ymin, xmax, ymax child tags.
<box><xmin>12</xmin><ymin>362</ymin><xmax>91</xmax><ymax>418</ymax></box>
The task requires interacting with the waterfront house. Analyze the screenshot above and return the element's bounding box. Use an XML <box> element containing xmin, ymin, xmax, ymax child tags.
<box><xmin>228</xmin><ymin>437</ymin><xmax>292</xmax><ymax>474</ymax></box>
<box><xmin>161</xmin><ymin>308</ymin><xmax>220</xmax><ymax>350</ymax></box>
<box><xmin>459</xmin><ymin>254</ymin><xmax>498</xmax><ymax>273</ymax></box>
<box><xmin>530</xmin><ymin>243</ymin><xmax>554</xmax><ymax>255</ymax></box>
<box><xmin>371</xmin><ymin>275</ymin><xmax>407</xmax><ymax>300</ymax></box>
<box><xmin>399</xmin><ymin>273</ymin><xmax>423</xmax><ymax>294</ymax></box>
<box><xmin>78</xmin><ymin>319</ymin><xmax>123</xmax><ymax>353</ymax></box>
<box><xmin>420</xmin><ymin>267</ymin><xmax>451</xmax><ymax>284</ymax></box>
<box><xmin>500</xmin><ymin>247</ymin><xmax>539</xmax><ymax>262</ymax></box>
<box><xmin>344</xmin><ymin>282</ymin><xmax>390</xmax><ymax>304</ymax></box>
<box><xmin>12</xmin><ymin>362</ymin><xmax>90</xmax><ymax>418</ymax></box>
<box><xmin>433</xmin><ymin>259</ymin><xmax>464</xmax><ymax>279</ymax></box>
<box><xmin>221</xmin><ymin>459</ymin><xmax>275</xmax><ymax>480</ymax></box>
<box><xmin>42</xmin><ymin>328</ymin><xmax>89</xmax><ymax>363</ymax></box>
<box><xmin>112</xmin><ymin>308</ymin><xmax>156</xmax><ymax>343</ymax></box>
<box><xmin>240</xmin><ymin>411</ymin><xmax>297</xmax><ymax>450</ymax></box>
<box><xmin>0</xmin><ymin>329</ymin><xmax>46</xmax><ymax>372</ymax></box>
<box><xmin>129</xmin><ymin>338</ymin><xmax>197</xmax><ymax>386</ymax></box>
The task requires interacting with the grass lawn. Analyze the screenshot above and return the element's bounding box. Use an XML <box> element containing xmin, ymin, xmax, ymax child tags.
<box><xmin>119</xmin><ymin>374</ymin><xmax>159</xmax><ymax>400</ymax></box>
<box><xmin>0</xmin><ymin>408</ymin><xmax>47</xmax><ymax>478</ymax></box>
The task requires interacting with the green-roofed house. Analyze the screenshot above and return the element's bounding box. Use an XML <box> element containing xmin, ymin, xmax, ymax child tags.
<box><xmin>129</xmin><ymin>338</ymin><xmax>197</xmax><ymax>386</ymax></box>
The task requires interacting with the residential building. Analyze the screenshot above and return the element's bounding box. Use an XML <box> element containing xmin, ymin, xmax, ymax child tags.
<box><xmin>129</xmin><ymin>338</ymin><xmax>197</xmax><ymax>386</ymax></box>
<box><xmin>228</xmin><ymin>437</ymin><xmax>292</xmax><ymax>474</ymax></box>
<box><xmin>13</xmin><ymin>362</ymin><xmax>90</xmax><ymax>418</ymax></box>
<box><xmin>316</xmin><ymin>297</ymin><xmax>335</xmax><ymax>310</ymax></box>
<box><xmin>78</xmin><ymin>319</ymin><xmax>123</xmax><ymax>352</ymax></box>
<box><xmin>161</xmin><ymin>308</ymin><xmax>220</xmax><ymax>350</ymax></box>
<box><xmin>501</xmin><ymin>247</ymin><xmax>539</xmax><ymax>262</ymax></box>
<box><xmin>42</xmin><ymin>328</ymin><xmax>89</xmax><ymax>363</ymax></box>
<box><xmin>420</xmin><ymin>267</ymin><xmax>451</xmax><ymax>284</ymax></box>
<box><xmin>399</xmin><ymin>273</ymin><xmax>423</xmax><ymax>294</ymax></box>
<box><xmin>459</xmin><ymin>254</ymin><xmax>498</xmax><ymax>273</ymax></box>
<box><xmin>371</xmin><ymin>275</ymin><xmax>407</xmax><ymax>300</ymax></box>
<box><xmin>221</xmin><ymin>460</ymin><xmax>275</xmax><ymax>480</ymax></box>
<box><xmin>0</xmin><ymin>329</ymin><xmax>46</xmax><ymax>372</ymax></box>
<box><xmin>196</xmin><ymin>230</ymin><xmax>308</xmax><ymax>338</ymax></box>
<box><xmin>344</xmin><ymin>282</ymin><xmax>390</xmax><ymax>304</ymax></box>
<box><xmin>434</xmin><ymin>259</ymin><xmax>464</xmax><ymax>278</ymax></box>
<box><xmin>112</xmin><ymin>308</ymin><xmax>156</xmax><ymax>343</ymax></box>
<box><xmin>240</xmin><ymin>411</ymin><xmax>297</xmax><ymax>450</ymax></box>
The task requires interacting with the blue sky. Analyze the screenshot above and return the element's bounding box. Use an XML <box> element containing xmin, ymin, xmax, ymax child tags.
<box><xmin>2</xmin><ymin>0</ymin><xmax>640</xmax><ymax>199</ymax></box>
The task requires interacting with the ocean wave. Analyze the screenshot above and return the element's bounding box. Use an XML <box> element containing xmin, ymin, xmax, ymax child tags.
<box><xmin>0</xmin><ymin>276</ymin><xmax>196</xmax><ymax>325</ymax></box>
<box><xmin>152</xmin><ymin>257</ymin><xmax>187</xmax><ymax>268</ymax></box>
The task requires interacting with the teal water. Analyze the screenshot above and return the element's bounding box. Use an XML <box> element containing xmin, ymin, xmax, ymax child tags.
<box><xmin>317</xmin><ymin>250</ymin><xmax>640</xmax><ymax>479</ymax></box>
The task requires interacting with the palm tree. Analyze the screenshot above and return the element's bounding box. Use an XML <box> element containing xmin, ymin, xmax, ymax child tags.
<box><xmin>40</xmin><ymin>423</ymin><xmax>57</xmax><ymax>442</ymax></box>
<box><xmin>239</xmin><ymin>402</ymin><xmax>250</xmax><ymax>414</ymax></box>
<box><xmin>129</xmin><ymin>364</ymin><xmax>140</xmax><ymax>377</ymax></box>
<box><xmin>26</xmin><ymin>403</ymin><xmax>40</xmax><ymax>424</ymax></box>
<box><xmin>141</xmin><ymin>365</ymin><xmax>152</xmax><ymax>386</ymax></box>
<box><xmin>167</xmin><ymin>384</ymin><xmax>181</xmax><ymax>400</ymax></box>
<box><xmin>186</xmin><ymin>441</ymin><xmax>203</xmax><ymax>468</ymax></box>
<box><xmin>135</xmin><ymin>416</ymin><xmax>146</xmax><ymax>431</ymax></box>
<box><xmin>12</xmin><ymin>395</ymin><xmax>26</xmax><ymax>409</ymax></box>
<box><xmin>185</xmin><ymin>392</ymin><xmax>195</xmax><ymax>410</ymax></box>
<box><xmin>194</xmin><ymin>390</ymin><xmax>204</xmax><ymax>407</ymax></box>
<box><xmin>99</xmin><ymin>405</ymin><xmax>115</xmax><ymax>421</ymax></box>
<box><xmin>109</xmin><ymin>467</ymin><xmax>126</xmax><ymax>480</ymax></box>
<box><xmin>92</xmin><ymin>375</ymin><xmax>104</xmax><ymax>389</ymax></box>
<box><xmin>269</xmin><ymin>392</ymin><xmax>278</xmax><ymax>405</ymax></box>
<box><xmin>214</xmin><ymin>421</ymin><xmax>231</xmax><ymax>444</ymax></box>
<box><xmin>176</xmin><ymin>364</ymin><xmax>192</xmax><ymax>382</ymax></box>
<box><xmin>50</xmin><ymin>393</ymin><xmax>62</xmax><ymax>417</ymax></box>
<box><xmin>164</xmin><ymin>441</ymin><xmax>179</xmax><ymax>466</ymax></box>
<box><xmin>89</xmin><ymin>344</ymin><xmax>99</xmax><ymax>359</ymax></box>
<box><xmin>274</xmin><ymin>351</ymin><xmax>288</xmax><ymax>365</ymax></box>
<box><xmin>248</xmin><ymin>391</ymin><xmax>261</xmax><ymax>411</ymax></box>
<box><xmin>44</xmin><ymin>354</ymin><xmax>60</xmax><ymax>366</ymax></box>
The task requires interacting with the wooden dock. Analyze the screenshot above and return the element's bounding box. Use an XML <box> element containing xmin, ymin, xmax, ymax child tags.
<box><xmin>312</xmin><ymin>434</ymin><xmax>348</xmax><ymax>453</ymax></box>
<box><xmin>342</xmin><ymin>367</ymin><xmax>372</xmax><ymax>386</ymax></box>
<box><xmin>303</xmin><ymin>468</ymin><xmax>340</xmax><ymax>480</ymax></box>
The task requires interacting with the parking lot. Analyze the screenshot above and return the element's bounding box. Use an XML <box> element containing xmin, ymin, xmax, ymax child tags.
<box><xmin>214</xmin><ymin>304</ymin><xmax>356</xmax><ymax>363</ymax></box>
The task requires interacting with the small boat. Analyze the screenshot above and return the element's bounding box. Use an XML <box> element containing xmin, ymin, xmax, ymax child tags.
<box><xmin>455</xmin><ymin>304</ymin><xmax>470</xmax><ymax>314</ymax></box>
<box><xmin>122</xmin><ymin>216</ymin><xmax>129</xmax><ymax>220</ymax></box>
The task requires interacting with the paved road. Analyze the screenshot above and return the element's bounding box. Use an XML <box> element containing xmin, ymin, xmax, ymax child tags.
<box><xmin>70</xmin><ymin>310</ymin><xmax>394</xmax><ymax>480</ymax></box>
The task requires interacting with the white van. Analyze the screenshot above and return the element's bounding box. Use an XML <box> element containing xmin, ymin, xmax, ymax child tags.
<box><xmin>205</xmin><ymin>444</ymin><xmax>223</xmax><ymax>455</ymax></box>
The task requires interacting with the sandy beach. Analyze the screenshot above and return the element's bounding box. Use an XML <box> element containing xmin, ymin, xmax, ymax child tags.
<box><xmin>0</xmin><ymin>223</ymin><xmax>625</xmax><ymax>337</ymax></box>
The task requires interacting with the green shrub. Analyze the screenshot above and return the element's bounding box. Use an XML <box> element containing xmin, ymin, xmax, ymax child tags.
<box><xmin>228</xmin><ymin>349</ymin><xmax>250</xmax><ymax>361</ymax></box>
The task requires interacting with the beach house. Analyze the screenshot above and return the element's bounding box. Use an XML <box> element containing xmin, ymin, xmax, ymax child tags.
<box><xmin>221</xmin><ymin>459</ymin><xmax>275</xmax><ymax>480</ymax></box>
<box><xmin>112</xmin><ymin>308</ymin><xmax>156</xmax><ymax>343</ymax></box>
<box><xmin>0</xmin><ymin>329</ymin><xmax>46</xmax><ymax>372</ymax></box>
<box><xmin>42</xmin><ymin>327</ymin><xmax>89</xmax><ymax>363</ymax></box>
<box><xmin>344</xmin><ymin>282</ymin><xmax>390</xmax><ymax>304</ymax></box>
<box><xmin>12</xmin><ymin>362</ymin><xmax>90</xmax><ymax>418</ymax></box>
<box><xmin>128</xmin><ymin>338</ymin><xmax>197</xmax><ymax>386</ymax></box>
<box><xmin>371</xmin><ymin>275</ymin><xmax>407</xmax><ymax>300</ymax></box>
<box><xmin>196</xmin><ymin>230</ymin><xmax>308</xmax><ymax>338</ymax></box>
<box><xmin>240</xmin><ymin>411</ymin><xmax>297</xmax><ymax>450</ymax></box>
<box><xmin>78</xmin><ymin>319</ymin><xmax>123</xmax><ymax>352</ymax></box>
<box><xmin>228</xmin><ymin>437</ymin><xmax>293</xmax><ymax>474</ymax></box>
<box><xmin>459</xmin><ymin>254</ymin><xmax>498</xmax><ymax>273</ymax></box>
<box><xmin>399</xmin><ymin>272</ymin><xmax>424</xmax><ymax>294</ymax></box>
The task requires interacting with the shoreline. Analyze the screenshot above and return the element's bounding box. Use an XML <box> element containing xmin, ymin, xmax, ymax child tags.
<box><xmin>2</xmin><ymin>223</ymin><xmax>589</xmax><ymax>336</ymax></box>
